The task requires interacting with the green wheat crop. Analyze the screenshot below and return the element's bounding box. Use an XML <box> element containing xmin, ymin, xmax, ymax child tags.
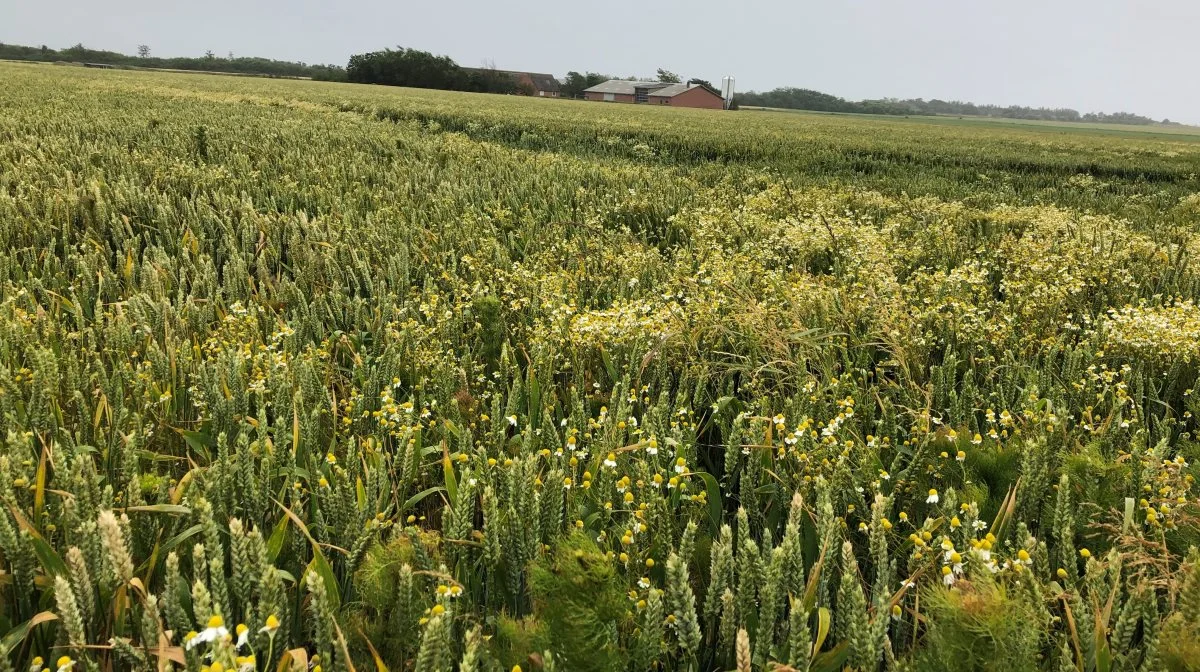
<box><xmin>1</xmin><ymin>61</ymin><xmax>1200</xmax><ymax>671</ymax></box>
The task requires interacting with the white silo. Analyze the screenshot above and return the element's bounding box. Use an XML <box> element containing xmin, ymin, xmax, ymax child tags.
<box><xmin>721</xmin><ymin>76</ymin><xmax>736</xmax><ymax>109</ymax></box>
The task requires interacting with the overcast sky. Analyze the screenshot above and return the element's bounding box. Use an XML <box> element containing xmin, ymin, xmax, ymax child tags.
<box><xmin>3</xmin><ymin>0</ymin><xmax>1198</xmax><ymax>122</ymax></box>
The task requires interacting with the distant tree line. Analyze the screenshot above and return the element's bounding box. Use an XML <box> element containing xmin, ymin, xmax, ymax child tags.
<box><xmin>872</xmin><ymin>97</ymin><xmax>1161</xmax><ymax>125</ymax></box>
<box><xmin>735</xmin><ymin>87</ymin><xmax>1164</xmax><ymax>125</ymax></box>
<box><xmin>346</xmin><ymin>48</ymin><xmax>519</xmax><ymax>94</ymax></box>
<box><xmin>735</xmin><ymin>88</ymin><xmax>906</xmax><ymax>115</ymax></box>
<box><xmin>0</xmin><ymin>42</ymin><xmax>346</xmax><ymax>80</ymax></box>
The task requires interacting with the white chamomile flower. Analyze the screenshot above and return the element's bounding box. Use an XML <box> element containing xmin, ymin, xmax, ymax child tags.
<box><xmin>942</xmin><ymin>566</ymin><xmax>956</xmax><ymax>586</ymax></box>
<box><xmin>948</xmin><ymin>551</ymin><xmax>964</xmax><ymax>575</ymax></box>
<box><xmin>186</xmin><ymin>615</ymin><xmax>229</xmax><ymax>650</ymax></box>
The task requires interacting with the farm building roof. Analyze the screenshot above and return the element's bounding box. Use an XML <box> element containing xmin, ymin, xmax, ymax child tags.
<box><xmin>583</xmin><ymin>80</ymin><xmax>671</xmax><ymax>95</ymax></box>
<box><xmin>648</xmin><ymin>82</ymin><xmax>724</xmax><ymax>99</ymax></box>
<box><xmin>646</xmin><ymin>83</ymin><xmax>692</xmax><ymax>97</ymax></box>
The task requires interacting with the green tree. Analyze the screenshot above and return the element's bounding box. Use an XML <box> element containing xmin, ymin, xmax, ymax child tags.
<box><xmin>561</xmin><ymin>71</ymin><xmax>610</xmax><ymax>98</ymax></box>
<box><xmin>346</xmin><ymin>47</ymin><xmax>514</xmax><ymax>94</ymax></box>
<box><xmin>656</xmin><ymin>68</ymin><xmax>681</xmax><ymax>83</ymax></box>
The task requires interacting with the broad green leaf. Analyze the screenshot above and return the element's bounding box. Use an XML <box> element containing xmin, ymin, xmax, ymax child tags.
<box><xmin>401</xmin><ymin>486</ymin><xmax>446</xmax><ymax>514</ymax></box>
<box><xmin>1</xmin><ymin>611</ymin><xmax>57</xmax><ymax>655</ymax></box>
<box><xmin>810</xmin><ymin>640</ymin><xmax>848</xmax><ymax>672</ymax></box>
<box><xmin>598</xmin><ymin>345</ymin><xmax>617</xmax><ymax>384</ymax></box>
<box><xmin>33</xmin><ymin>444</ymin><xmax>47</xmax><ymax>532</ymax></box>
<box><xmin>275</xmin><ymin>499</ymin><xmax>341</xmax><ymax>611</ymax></box>
<box><xmin>174</xmin><ymin>427</ymin><xmax>215</xmax><ymax>454</ymax></box>
<box><xmin>148</xmin><ymin>524</ymin><xmax>203</xmax><ymax>566</ymax></box>
<box><xmin>7</xmin><ymin>504</ymin><xmax>68</xmax><ymax>578</ymax></box>
<box><xmin>305</xmin><ymin>551</ymin><xmax>341</xmax><ymax>613</ymax></box>
<box><xmin>812</xmin><ymin>606</ymin><xmax>832</xmax><ymax>654</ymax></box>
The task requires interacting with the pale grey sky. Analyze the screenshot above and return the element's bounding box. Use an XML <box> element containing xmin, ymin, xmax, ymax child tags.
<box><xmin>3</xmin><ymin>0</ymin><xmax>1198</xmax><ymax>122</ymax></box>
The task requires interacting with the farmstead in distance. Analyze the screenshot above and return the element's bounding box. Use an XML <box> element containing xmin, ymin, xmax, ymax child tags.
<box><xmin>582</xmin><ymin>79</ymin><xmax>725</xmax><ymax>109</ymax></box>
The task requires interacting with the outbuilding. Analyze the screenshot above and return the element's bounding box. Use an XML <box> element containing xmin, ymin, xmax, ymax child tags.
<box><xmin>583</xmin><ymin>79</ymin><xmax>724</xmax><ymax>109</ymax></box>
<box><xmin>646</xmin><ymin>82</ymin><xmax>724</xmax><ymax>109</ymax></box>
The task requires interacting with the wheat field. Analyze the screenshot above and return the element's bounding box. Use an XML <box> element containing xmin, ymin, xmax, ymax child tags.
<box><xmin>3</xmin><ymin>62</ymin><xmax>1200</xmax><ymax>671</ymax></box>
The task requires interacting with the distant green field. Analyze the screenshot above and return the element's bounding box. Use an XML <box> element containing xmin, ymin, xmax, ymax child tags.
<box><xmin>4</xmin><ymin>61</ymin><xmax>1200</xmax><ymax>672</ymax></box>
<box><xmin>741</xmin><ymin>104</ymin><xmax>1200</xmax><ymax>140</ymax></box>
